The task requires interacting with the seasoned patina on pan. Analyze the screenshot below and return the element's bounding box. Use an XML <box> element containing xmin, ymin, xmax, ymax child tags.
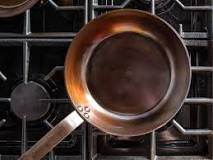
<box><xmin>19</xmin><ymin>9</ymin><xmax>191</xmax><ymax>160</ymax></box>
<box><xmin>65</xmin><ymin>9</ymin><xmax>191</xmax><ymax>136</ymax></box>
<box><xmin>0</xmin><ymin>0</ymin><xmax>39</xmax><ymax>17</ymax></box>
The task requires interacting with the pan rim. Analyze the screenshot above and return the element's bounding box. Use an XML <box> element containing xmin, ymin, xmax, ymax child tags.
<box><xmin>0</xmin><ymin>0</ymin><xmax>39</xmax><ymax>18</ymax></box>
<box><xmin>0</xmin><ymin>0</ymin><xmax>29</xmax><ymax>9</ymax></box>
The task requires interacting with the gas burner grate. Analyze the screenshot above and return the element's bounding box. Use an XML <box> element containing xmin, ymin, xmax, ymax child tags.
<box><xmin>0</xmin><ymin>0</ymin><xmax>212</xmax><ymax>160</ymax></box>
<box><xmin>0</xmin><ymin>0</ymin><xmax>87</xmax><ymax>159</ymax></box>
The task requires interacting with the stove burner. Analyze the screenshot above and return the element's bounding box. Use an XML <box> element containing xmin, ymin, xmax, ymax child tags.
<box><xmin>10</xmin><ymin>81</ymin><xmax>50</xmax><ymax>121</ymax></box>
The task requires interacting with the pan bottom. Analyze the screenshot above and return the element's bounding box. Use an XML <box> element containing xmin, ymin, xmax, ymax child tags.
<box><xmin>86</xmin><ymin>31</ymin><xmax>171</xmax><ymax>116</ymax></box>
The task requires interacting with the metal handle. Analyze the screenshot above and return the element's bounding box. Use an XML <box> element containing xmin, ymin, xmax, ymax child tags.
<box><xmin>18</xmin><ymin>111</ymin><xmax>84</xmax><ymax>160</ymax></box>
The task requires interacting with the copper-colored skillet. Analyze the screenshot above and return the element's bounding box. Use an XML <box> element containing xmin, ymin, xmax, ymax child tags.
<box><xmin>19</xmin><ymin>9</ymin><xmax>191</xmax><ymax>160</ymax></box>
<box><xmin>0</xmin><ymin>0</ymin><xmax>39</xmax><ymax>17</ymax></box>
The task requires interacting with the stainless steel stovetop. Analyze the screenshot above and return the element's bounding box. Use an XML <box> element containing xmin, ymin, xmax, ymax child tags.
<box><xmin>0</xmin><ymin>0</ymin><xmax>212</xmax><ymax>160</ymax></box>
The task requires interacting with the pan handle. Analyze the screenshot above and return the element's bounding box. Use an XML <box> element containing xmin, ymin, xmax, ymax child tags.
<box><xmin>18</xmin><ymin>111</ymin><xmax>84</xmax><ymax>160</ymax></box>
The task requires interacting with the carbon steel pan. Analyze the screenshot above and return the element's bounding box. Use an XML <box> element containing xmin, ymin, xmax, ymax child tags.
<box><xmin>0</xmin><ymin>0</ymin><xmax>39</xmax><ymax>17</ymax></box>
<box><xmin>65</xmin><ymin>9</ymin><xmax>191</xmax><ymax>136</ymax></box>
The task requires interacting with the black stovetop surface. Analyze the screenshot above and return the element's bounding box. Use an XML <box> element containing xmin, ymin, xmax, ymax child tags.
<box><xmin>0</xmin><ymin>0</ymin><xmax>212</xmax><ymax>159</ymax></box>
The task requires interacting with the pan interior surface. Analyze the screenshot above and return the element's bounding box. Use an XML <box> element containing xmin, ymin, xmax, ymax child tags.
<box><xmin>86</xmin><ymin>31</ymin><xmax>171</xmax><ymax>115</ymax></box>
<box><xmin>0</xmin><ymin>0</ymin><xmax>27</xmax><ymax>7</ymax></box>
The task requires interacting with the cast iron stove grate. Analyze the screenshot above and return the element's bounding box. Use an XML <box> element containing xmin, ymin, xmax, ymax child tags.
<box><xmin>0</xmin><ymin>0</ymin><xmax>212</xmax><ymax>160</ymax></box>
<box><xmin>0</xmin><ymin>0</ymin><xmax>87</xmax><ymax>159</ymax></box>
